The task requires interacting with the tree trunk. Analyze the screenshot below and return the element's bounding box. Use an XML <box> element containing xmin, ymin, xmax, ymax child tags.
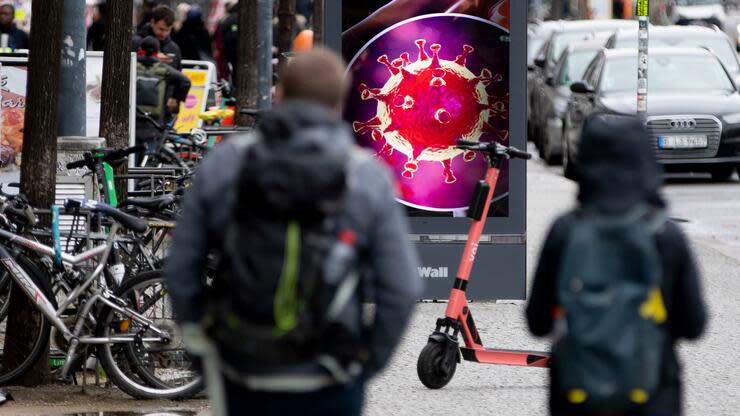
<box><xmin>100</xmin><ymin>0</ymin><xmax>134</xmax><ymax>199</ymax></box>
<box><xmin>277</xmin><ymin>0</ymin><xmax>296</xmax><ymax>70</ymax></box>
<box><xmin>235</xmin><ymin>0</ymin><xmax>259</xmax><ymax>127</ymax></box>
<box><xmin>8</xmin><ymin>0</ymin><xmax>64</xmax><ymax>386</ymax></box>
<box><xmin>313</xmin><ymin>0</ymin><xmax>324</xmax><ymax>46</ymax></box>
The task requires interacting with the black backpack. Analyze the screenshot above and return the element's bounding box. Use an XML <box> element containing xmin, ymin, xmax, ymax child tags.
<box><xmin>136</xmin><ymin>61</ymin><xmax>169</xmax><ymax>122</ymax></box>
<box><xmin>204</xmin><ymin>132</ymin><xmax>367</xmax><ymax>372</ymax></box>
<box><xmin>553</xmin><ymin>207</ymin><xmax>668</xmax><ymax>412</ymax></box>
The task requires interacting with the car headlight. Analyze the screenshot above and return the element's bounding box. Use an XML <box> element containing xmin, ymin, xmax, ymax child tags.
<box><xmin>723</xmin><ymin>113</ymin><xmax>740</xmax><ymax>125</ymax></box>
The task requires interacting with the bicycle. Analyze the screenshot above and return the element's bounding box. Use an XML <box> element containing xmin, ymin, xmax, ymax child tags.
<box><xmin>0</xmin><ymin>197</ymin><xmax>202</xmax><ymax>398</ymax></box>
<box><xmin>416</xmin><ymin>139</ymin><xmax>550</xmax><ymax>389</ymax></box>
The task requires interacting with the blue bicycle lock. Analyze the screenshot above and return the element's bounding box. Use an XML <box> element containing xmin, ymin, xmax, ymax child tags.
<box><xmin>52</xmin><ymin>205</ymin><xmax>62</xmax><ymax>267</ymax></box>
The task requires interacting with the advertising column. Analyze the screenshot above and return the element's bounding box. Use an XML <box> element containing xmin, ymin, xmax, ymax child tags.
<box><xmin>341</xmin><ymin>1</ymin><xmax>527</xmax><ymax>299</ymax></box>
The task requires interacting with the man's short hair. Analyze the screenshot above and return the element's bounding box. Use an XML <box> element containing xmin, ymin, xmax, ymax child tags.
<box><xmin>151</xmin><ymin>5</ymin><xmax>175</xmax><ymax>26</ymax></box>
<box><xmin>0</xmin><ymin>4</ymin><xmax>15</xmax><ymax>15</ymax></box>
<box><xmin>280</xmin><ymin>48</ymin><xmax>350</xmax><ymax>111</ymax></box>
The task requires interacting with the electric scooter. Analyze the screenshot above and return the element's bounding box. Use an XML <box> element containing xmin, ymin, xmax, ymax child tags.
<box><xmin>417</xmin><ymin>139</ymin><xmax>550</xmax><ymax>389</ymax></box>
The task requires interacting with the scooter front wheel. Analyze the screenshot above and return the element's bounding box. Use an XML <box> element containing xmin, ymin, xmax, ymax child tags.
<box><xmin>417</xmin><ymin>341</ymin><xmax>457</xmax><ymax>389</ymax></box>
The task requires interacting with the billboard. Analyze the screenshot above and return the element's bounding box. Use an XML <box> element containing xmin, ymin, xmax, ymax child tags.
<box><xmin>342</xmin><ymin>0</ymin><xmax>515</xmax><ymax>219</ymax></box>
<box><xmin>339</xmin><ymin>0</ymin><xmax>527</xmax><ymax>299</ymax></box>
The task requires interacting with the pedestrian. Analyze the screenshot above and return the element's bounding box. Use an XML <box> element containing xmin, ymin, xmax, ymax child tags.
<box><xmin>134</xmin><ymin>36</ymin><xmax>191</xmax><ymax>157</ymax></box>
<box><xmin>133</xmin><ymin>4</ymin><xmax>184</xmax><ymax>70</ymax></box>
<box><xmin>173</xmin><ymin>5</ymin><xmax>213</xmax><ymax>62</ymax></box>
<box><xmin>213</xmin><ymin>1</ymin><xmax>238</xmax><ymax>83</ymax></box>
<box><xmin>0</xmin><ymin>4</ymin><xmax>28</xmax><ymax>51</ymax></box>
<box><xmin>166</xmin><ymin>48</ymin><xmax>421</xmax><ymax>416</ymax></box>
<box><xmin>526</xmin><ymin>113</ymin><xmax>707</xmax><ymax>416</ymax></box>
<box><xmin>87</xmin><ymin>1</ymin><xmax>106</xmax><ymax>51</ymax></box>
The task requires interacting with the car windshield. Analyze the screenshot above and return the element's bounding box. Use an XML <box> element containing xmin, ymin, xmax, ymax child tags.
<box><xmin>529</xmin><ymin>38</ymin><xmax>545</xmax><ymax>65</ymax></box>
<box><xmin>550</xmin><ymin>31</ymin><xmax>599</xmax><ymax>63</ymax></box>
<box><xmin>559</xmin><ymin>50</ymin><xmax>599</xmax><ymax>85</ymax></box>
<box><xmin>600</xmin><ymin>55</ymin><xmax>735</xmax><ymax>93</ymax></box>
<box><xmin>614</xmin><ymin>36</ymin><xmax>739</xmax><ymax>73</ymax></box>
<box><xmin>675</xmin><ymin>0</ymin><xmax>721</xmax><ymax>5</ymax></box>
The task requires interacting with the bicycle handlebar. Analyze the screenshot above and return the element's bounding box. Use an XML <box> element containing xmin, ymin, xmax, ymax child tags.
<box><xmin>456</xmin><ymin>140</ymin><xmax>532</xmax><ymax>160</ymax></box>
<box><xmin>66</xmin><ymin>146</ymin><xmax>145</xmax><ymax>170</ymax></box>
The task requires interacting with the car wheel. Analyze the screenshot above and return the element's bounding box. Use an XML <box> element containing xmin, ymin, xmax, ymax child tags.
<box><xmin>710</xmin><ymin>166</ymin><xmax>734</xmax><ymax>182</ymax></box>
<box><xmin>542</xmin><ymin>131</ymin><xmax>561</xmax><ymax>166</ymax></box>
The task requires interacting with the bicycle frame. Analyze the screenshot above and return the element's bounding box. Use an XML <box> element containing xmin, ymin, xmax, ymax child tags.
<box><xmin>0</xmin><ymin>225</ymin><xmax>170</xmax><ymax>379</ymax></box>
<box><xmin>431</xmin><ymin>156</ymin><xmax>550</xmax><ymax>368</ymax></box>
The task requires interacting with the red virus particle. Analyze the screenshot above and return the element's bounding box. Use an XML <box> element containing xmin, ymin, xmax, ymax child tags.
<box><xmin>353</xmin><ymin>39</ymin><xmax>506</xmax><ymax>184</ymax></box>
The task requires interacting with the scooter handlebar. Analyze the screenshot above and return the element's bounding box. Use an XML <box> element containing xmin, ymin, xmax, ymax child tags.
<box><xmin>455</xmin><ymin>140</ymin><xmax>532</xmax><ymax>160</ymax></box>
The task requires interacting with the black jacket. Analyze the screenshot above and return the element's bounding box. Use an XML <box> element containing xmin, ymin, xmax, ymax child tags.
<box><xmin>172</xmin><ymin>19</ymin><xmax>212</xmax><ymax>62</ymax></box>
<box><xmin>0</xmin><ymin>24</ymin><xmax>28</xmax><ymax>50</ymax></box>
<box><xmin>526</xmin><ymin>114</ymin><xmax>707</xmax><ymax>416</ymax></box>
<box><xmin>133</xmin><ymin>23</ymin><xmax>183</xmax><ymax>70</ymax></box>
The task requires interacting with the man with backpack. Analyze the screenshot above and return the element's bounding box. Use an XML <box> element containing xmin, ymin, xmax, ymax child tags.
<box><xmin>526</xmin><ymin>113</ymin><xmax>707</xmax><ymax>416</ymax></box>
<box><xmin>166</xmin><ymin>48</ymin><xmax>421</xmax><ymax>415</ymax></box>
<box><xmin>135</xmin><ymin>36</ymin><xmax>191</xmax><ymax>156</ymax></box>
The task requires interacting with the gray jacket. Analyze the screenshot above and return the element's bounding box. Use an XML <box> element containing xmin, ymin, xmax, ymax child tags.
<box><xmin>165</xmin><ymin>101</ymin><xmax>422</xmax><ymax>390</ymax></box>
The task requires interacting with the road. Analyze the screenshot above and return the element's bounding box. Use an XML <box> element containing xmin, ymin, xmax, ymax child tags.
<box><xmin>364</xmin><ymin>148</ymin><xmax>740</xmax><ymax>416</ymax></box>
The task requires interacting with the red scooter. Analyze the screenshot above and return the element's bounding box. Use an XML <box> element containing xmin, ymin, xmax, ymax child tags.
<box><xmin>417</xmin><ymin>139</ymin><xmax>550</xmax><ymax>389</ymax></box>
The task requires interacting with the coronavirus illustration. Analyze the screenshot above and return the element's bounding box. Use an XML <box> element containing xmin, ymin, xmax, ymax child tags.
<box><xmin>352</xmin><ymin>39</ymin><xmax>506</xmax><ymax>184</ymax></box>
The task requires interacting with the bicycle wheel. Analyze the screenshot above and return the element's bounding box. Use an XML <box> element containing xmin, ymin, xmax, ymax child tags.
<box><xmin>96</xmin><ymin>270</ymin><xmax>202</xmax><ymax>399</ymax></box>
<box><xmin>0</xmin><ymin>255</ymin><xmax>54</xmax><ymax>385</ymax></box>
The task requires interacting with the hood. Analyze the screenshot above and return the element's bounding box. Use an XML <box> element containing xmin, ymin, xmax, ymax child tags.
<box><xmin>577</xmin><ymin>113</ymin><xmax>664</xmax><ymax>213</ymax></box>
<box><xmin>675</xmin><ymin>4</ymin><xmax>725</xmax><ymax>19</ymax></box>
<box><xmin>257</xmin><ymin>100</ymin><xmax>354</xmax><ymax>153</ymax></box>
<box><xmin>600</xmin><ymin>92</ymin><xmax>740</xmax><ymax>116</ymax></box>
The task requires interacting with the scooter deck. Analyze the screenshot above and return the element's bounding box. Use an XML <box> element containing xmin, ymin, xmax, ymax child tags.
<box><xmin>460</xmin><ymin>347</ymin><xmax>550</xmax><ymax>368</ymax></box>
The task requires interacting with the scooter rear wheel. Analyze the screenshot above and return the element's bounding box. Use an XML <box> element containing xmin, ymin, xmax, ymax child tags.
<box><xmin>417</xmin><ymin>341</ymin><xmax>457</xmax><ymax>389</ymax></box>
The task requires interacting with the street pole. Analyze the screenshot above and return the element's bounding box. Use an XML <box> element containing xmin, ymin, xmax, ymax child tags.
<box><xmin>637</xmin><ymin>0</ymin><xmax>649</xmax><ymax>117</ymax></box>
<box><xmin>58</xmin><ymin>0</ymin><xmax>86</xmax><ymax>137</ymax></box>
<box><xmin>313</xmin><ymin>0</ymin><xmax>325</xmax><ymax>46</ymax></box>
<box><xmin>235</xmin><ymin>0</ymin><xmax>272</xmax><ymax>127</ymax></box>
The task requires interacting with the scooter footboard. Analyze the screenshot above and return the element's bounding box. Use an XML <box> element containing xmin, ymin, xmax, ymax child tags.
<box><xmin>460</xmin><ymin>347</ymin><xmax>550</xmax><ymax>368</ymax></box>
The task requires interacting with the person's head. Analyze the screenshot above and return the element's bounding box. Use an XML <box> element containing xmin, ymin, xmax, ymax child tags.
<box><xmin>275</xmin><ymin>48</ymin><xmax>350</xmax><ymax>113</ymax></box>
<box><xmin>0</xmin><ymin>5</ymin><xmax>15</xmax><ymax>27</ymax></box>
<box><xmin>93</xmin><ymin>1</ymin><xmax>107</xmax><ymax>22</ymax></box>
<box><xmin>139</xmin><ymin>36</ymin><xmax>160</xmax><ymax>57</ymax></box>
<box><xmin>577</xmin><ymin>113</ymin><xmax>664</xmax><ymax>212</ymax></box>
<box><xmin>149</xmin><ymin>5</ymin><xmax>175</xmax><ymax>41</ymax></box>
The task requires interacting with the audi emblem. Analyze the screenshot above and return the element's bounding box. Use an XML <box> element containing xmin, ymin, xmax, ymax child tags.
<box><xmin>669</xmin><ymin>118</ymin><xmax>696</xmax><ymax>130</ymax></box>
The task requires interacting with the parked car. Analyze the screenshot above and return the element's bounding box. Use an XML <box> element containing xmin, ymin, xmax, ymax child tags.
<box><xmin>605</xmin><ymin>25</ymin><xmax>740</xmax><ymax>83</ymax></box>
<box><xmin>673</xmin><ymin>0</ymin><xmax>727</xmax><ymax>29</ymax></box>
<box><xmin>530</xmin><ymin>20</ymin><xmax>636</xmax><ymax>146</ymax></box>
<box><xmin>528</xmin><ymin>20</ymin><xmax>562</xmax><ymax>140</ymax></box>
<box><xmin>536</xmin><ymin>41</ymin><xmax>606</xmax><ymax>164</ymax></box>
<box><xmin>563</xmin><ymin>48</ymin><xmax>740</xmax><ymax>180</ymax></box>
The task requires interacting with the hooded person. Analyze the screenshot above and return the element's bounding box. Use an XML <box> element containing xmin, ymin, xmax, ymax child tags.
<box><xmin>526</xmin><ymin>113</ymin><xmax>707</xmax><ymax>416</ymax></box>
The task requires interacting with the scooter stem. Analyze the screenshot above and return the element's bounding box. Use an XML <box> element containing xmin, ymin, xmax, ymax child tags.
<box><xmin>445</xmin><ymin>164</ymin><xmax>500</xmax><ymax>320</ymax></box>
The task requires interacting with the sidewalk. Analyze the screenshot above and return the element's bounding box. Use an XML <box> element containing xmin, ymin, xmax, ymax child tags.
<box><xmin>0</xmin><ymin>384</ymin><xmax>208</xmax><ymax>416</ymax></box>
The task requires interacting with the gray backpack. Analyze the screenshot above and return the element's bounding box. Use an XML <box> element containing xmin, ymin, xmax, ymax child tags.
<box><xmin>553</xmin><ymin>207</ymin><xmax>668</xmax><ymax>411</ymax></box>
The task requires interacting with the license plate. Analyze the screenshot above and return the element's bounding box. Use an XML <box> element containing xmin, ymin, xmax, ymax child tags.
<box><xmin>657</xmin><ymin>135</ymin><xmax>708</xmax><ymax>149</ymax></box>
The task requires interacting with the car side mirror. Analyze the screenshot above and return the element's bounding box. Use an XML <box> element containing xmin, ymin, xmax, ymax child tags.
<box><xmin>534</xmin><ymin>57</ymin><xmax>546</xmax><ymax>68</ymax></box>
<box><xmin>570</xmin><ymin>81</ymin><xmax>594</xmax><ymax>94</ymax></box>
<box><xmin>527</xmin><ymin>64</ymin><xmax>535</xmax><ymax>71</ymax></box>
